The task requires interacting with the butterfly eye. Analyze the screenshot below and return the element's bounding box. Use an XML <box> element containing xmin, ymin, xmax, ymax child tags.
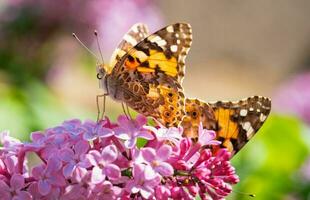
<box><xmin>97</xmin><ymin>73</ymin><xmax>103</xmax><ymax>80</ymax></box>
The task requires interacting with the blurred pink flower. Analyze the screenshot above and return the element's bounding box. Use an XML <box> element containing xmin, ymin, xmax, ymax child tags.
<box><xmin>274</xmin><ymin>72</ymin><xmax>310</xmax><ymax>125</ymax></box>
<box><xmin>95</xmin><ymin>0</ymin><xmax>164</xmax><ymax>54</ymax></box>
<box><xmin>0</xmin><ymin>174</ymin><xmax>32</xmax><ymax>200</ymax></box>
<box><xmin>300</xmin><ymin>158</ymin><xmax>310</xmax><ymax>182</ymax></box>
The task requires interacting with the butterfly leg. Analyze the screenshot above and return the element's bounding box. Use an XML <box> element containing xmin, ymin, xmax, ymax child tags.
<box><xmin>96</xmin><ymin>93</ymin><xmax>109</xmax><ymax>122</ymax></box>
<box><xmin>126</xmin><ymin>104</ymin><xmax>133</xmax><ymax>120</ymax></box>
<box><xmin>121</xmin><ymin>102</ymin><xmax>130</xmax><ymax>120</ymax></box>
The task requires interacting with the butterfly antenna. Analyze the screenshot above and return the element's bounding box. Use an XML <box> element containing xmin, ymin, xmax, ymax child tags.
<box><xmin>72</xmin><ymin>33</ymin><xmax>100</xmax><ymax>61</ymax></box>
<box><xmin>94</xmin><ymin>30</ymin><xmax>104</xmax><ymax>64</ymax></box>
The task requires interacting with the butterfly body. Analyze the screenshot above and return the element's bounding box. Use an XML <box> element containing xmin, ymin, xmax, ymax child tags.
<box><xmin>97</xmin><ymin>23</ymin><xmax>271</xmax><ymax>157</ymax></box>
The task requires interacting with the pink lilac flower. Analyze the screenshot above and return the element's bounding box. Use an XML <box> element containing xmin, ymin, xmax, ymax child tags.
<box><xmin>114</xmin><ymin>115</ymin><xmax>154</xmax><ymax>148</ymax></box>
<box><xmin>0</xmin><ymin>131</ymin><xmax>22</xmax><ymax>152</ymax></box>
<box><xmin>197</xmin><ymin>123</ymin><xmax>221</xmax><ymax>146</ymax></box>
<box><xmin>91</xmin><ymin>181</ymin><xmax>122</xmax><ymax>199</ymax></box>
<box><xmin>155</xmin><ymin>185</ymin><xmax>171</xmax><ymax>200</ymax></box>
<box><xmin>86</xmin><ymin>145</ymin><xmax>121</xmax><ymax>184</ymax></box>
<box><xmin>144</xmin><ymin>126</ymin><xmax>182</xmax><ymax>145</ymax></box>
<box><xmin>125</xmin><ymin>163</ymin><xmax>161</xmax><ymax>199</ymax></box>
<box><xmin>192</xmin><ymin>149</ymin><xmax>239</xmax><ymax>199</ymax></box>
<box><xmin>0</xmin><ymin>174</ymin><xmax>31</xmax><ymax>200</ymax></box>
<box><xmin>59</xmin><ymin>140</ymin><xmax>90</xmax><ymax>181</ymax></box>
<box><xmin>0</xmin><ymin>115</ymin><xmax>239</xmax><ymax>199</ymax></box>
<box><xmin>32</xmin><ymin>155</ymin><xmax>66</xmax><ymax>195</ymax></box>
<box><xmin>140</xmin><ymin>144</ymin><xmax>174</xmax><ymax>176</ymax></box>
<box><xmin>83</xmin><ymin>120</ymin><xmax>115</xmax><ymax>141</ymax></box>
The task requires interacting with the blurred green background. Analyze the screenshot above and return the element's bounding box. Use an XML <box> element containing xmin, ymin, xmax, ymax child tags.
<box><xmin>0</xmin><ymin>0</ymin><xmax>310</xmax><ymax>199</ymax></box>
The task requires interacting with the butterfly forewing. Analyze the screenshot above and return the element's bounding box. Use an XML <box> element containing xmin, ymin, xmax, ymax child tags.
<box><xmin>108</xmin><ymin>23</ymin><xmax>150</xmax><ymax>73</ymax></box>
<box><xmin>124</xmin><ymin>23</ymin><xmax>192</xmax><ymax>83</ymax></box>
<box><xmin>106</xmin><ymin>23</ymin><xmax>192</xmax><ymax>127</ymax></box>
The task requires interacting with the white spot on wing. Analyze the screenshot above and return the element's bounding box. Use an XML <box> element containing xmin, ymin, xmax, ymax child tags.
<box><xmin>240</xmin><ymin>109</ymin><xmax>248</xmax><ymax>117</ymax></box>
<box><xmin>156</xmin><ymin>39</ymin><xmax>167</xmax><ymax>46</ymax></box>
<box><xmin>179</xmin><ymin>55</ymin><xmax>186</xmax><ymax>63</ymax></box>
<box><xmin>170</xmin><ymin>45</ymin><xmax>178</xmax><ymax>52</ymax></box>
<box><xmin>132</xmin><ymin>25</ymin><xmax>139</xmax><ymax>33</ymax></box>
<box><xmin>260</xmin><ymin>113</ymin><xmax>267</xmax><ymax>122</ymax></box>
<box><xmin>242</xmin><ymin>121</ymin><xmax>255</xmax><ymax>138</ymax></box>
<box><xmin>166</xmin><ymin>26</ymin><xmax>174</xmax><ymax>32</ymax></box>
<box><xmin>149</xmin><ymin>35</ymin><xmax>162</xmax><ymax>43</ymax></box>
<box><xmin>123</xmin><ymin>34</ymin><xmax>137</xmax><ymax>45</ymax></box>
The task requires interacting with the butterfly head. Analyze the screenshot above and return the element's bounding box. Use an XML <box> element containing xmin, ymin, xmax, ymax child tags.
<box><xmin>96</xmin><ymin>63</ymin><xmax>109</xmax><ymax>89</ymax></box>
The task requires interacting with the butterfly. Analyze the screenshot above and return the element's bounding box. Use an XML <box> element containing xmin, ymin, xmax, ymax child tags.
<box><xmin>97</xmin><ymin>23</ymin><xmax>271</xmax><ymax>157</ymax></box>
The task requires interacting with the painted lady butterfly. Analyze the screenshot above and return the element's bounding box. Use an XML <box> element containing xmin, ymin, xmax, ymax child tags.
<box><xmin>96</xmin><ymin>23</ymin><xmax>271</xmax><ymax>156</ymax></box>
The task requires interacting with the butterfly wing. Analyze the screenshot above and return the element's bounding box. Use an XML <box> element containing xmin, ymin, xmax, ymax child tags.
<box><xmin>115</xmin><ymin>23</ymin><xmax>192</xmax><ymax>83</ymax></box>
<box><xmin>182</xmin><ymin>96</ymin><xmax>271</xmax><ymax>156</ymax></box>
<box><xmin>109</xmin><ymin>23</ymin><xmax>192</xmax><ymax>126</ymax></box>
<box><xmin>107</xmin><ymin>23</ymin><xmax>150</xmax><ymax>73</ymax></box>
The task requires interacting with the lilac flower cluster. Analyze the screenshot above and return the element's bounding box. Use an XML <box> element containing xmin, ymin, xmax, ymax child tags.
<box><xmin>0</xmin><ymin>115</ymin><xmax>239</xmax><ymax>199</ymax></box>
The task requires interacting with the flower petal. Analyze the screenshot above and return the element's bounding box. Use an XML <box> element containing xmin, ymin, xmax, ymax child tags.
<box><xmin>101</xmin><ymin>145</ymin><xmax>118</xmax><ymax>163</ymax></box>
<box><xmin>91</xmin><ymin>166</ymin><xmax>105</xmax><ymax>184</ymax></box>
<box><xmin>0</xmin><ymin>180</ymin><xmax>10</xmax><ymax>193</ymax></box>
<box><xmin>141</xmin><ymin>148</ymin><xmax>156</xmax><ymax>163</ymax></box>
<box><xmin>124</xmin><ymin>138</ymin><xmax>136</xmax><ymax>149</ymax></box>
<box><xmin>97</xmin><ymin>127</ymin><xmax>115</xmax><ymax>138</ymax></box>
<box><xmin>157</xmin><ymin>145</ymin><xmax>172</xmax><ymax>161</ymax></box>
<box><xmin>38</xmin><ymin>180</ymin><xmax>51</xmax><ymax>195</ymax></box>
<box><xmin>135</xmin><ymin>114</ymin><xmax>147</xmax><ymax>127</ymax></box>
<box><xmin>87</xmin><ymin>150</ymin><xmax>102</xmax><ymax>166</ymax></box>
<box><xmin>10</xmin><ymin>174</ymin><xmax>25</xmax><ymax>191</ymax></box>
<box><xmin>63</xmin><ymin>163</ymin><xmax>75</xmax><ymax>178</ymax></box>
<box><xmin>137</xmin><ymin>131</ymin><xmax>154</xmax><ymax>140</ymax></box>
<box><xmin>104</xmin><ymin>164</ymin><xmax>121</xmax><ymax>180</ymax></box>
<box><xmin>31</xmin><ymin>165</ymin><xmax>45</xmax><ymax>179</ymax></box>
<box><xmin>114</xmin><ymin>128</ymin><xmax>130</xmax><ymax>140</ymax></box>
<box><xmin>48</xmin><ymin>173</ymin><xmax>66</xmax><ymax>186</ymax></box>
<box><xmin>46</xmin><ymin>156</ymin><xmax>62</xmax><ymax>174</ymax></box>
<box><xmin>15</xmin><ymin>191</ymin><xmax>32</xmax><ymax>200</ymax></box>
<box><xmin>74</xmin><ymin>140</ymin><xmax>89</xmax><ymax>156</ymax></box>
<box><xmin>59</xmin><ymin>148</ymin><xmax>74</xmax><ymax>162</ymax></box>
<box><xmin>156</xmin><ymin>162</ymin><xmax>174</xmax><ymax>176</ymax></box>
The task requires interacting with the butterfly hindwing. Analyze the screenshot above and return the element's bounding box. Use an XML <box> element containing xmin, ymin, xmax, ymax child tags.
<box><xmin>182</xmin><ymin>98</ymin><xmax>217</xmax><ymax>138</ymax></box>
<box><xmin>182</xmin><ymin>96</ymin><xmax>271</xmax><ymax>156</ymax></box>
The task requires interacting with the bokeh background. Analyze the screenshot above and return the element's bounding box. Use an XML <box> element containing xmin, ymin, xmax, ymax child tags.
<box><xmin>0</xmin><ymin>0</ymin><xmax>310</xmax><ymax>199</ymax></box>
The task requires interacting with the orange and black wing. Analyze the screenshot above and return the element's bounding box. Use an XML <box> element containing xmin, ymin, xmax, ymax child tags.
<box><xmin>182</xmin><ymin>96</ymin><xmax>271</xmax><ymax>156</ymax></box>
<box><xmin>111</xmin><ymin>23</ymin><xmax>192</xmax><ymax>127</ymax></box>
